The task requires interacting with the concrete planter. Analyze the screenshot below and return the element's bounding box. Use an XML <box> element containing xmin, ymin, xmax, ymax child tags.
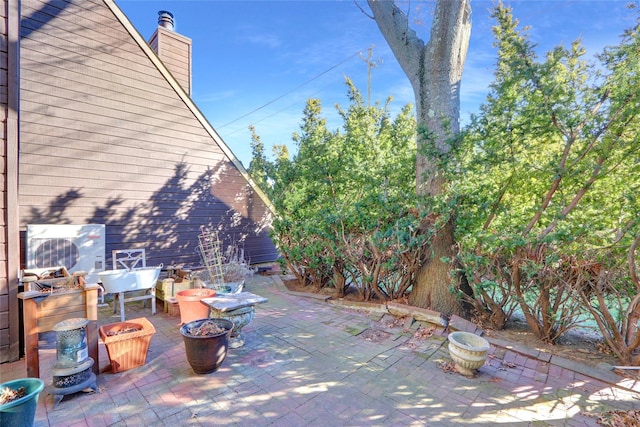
<box><xmin>447</xmin><ymin>331</ymin><xmax>490</xmax><ymax>376</ymax></box>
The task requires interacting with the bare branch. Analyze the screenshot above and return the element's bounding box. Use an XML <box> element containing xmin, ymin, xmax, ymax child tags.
<box><xmin>367</xmin><ymin>0</ymin><xmax>424</xmax><ymax>80</ymax></box>
<box><xmin>354</xmin><ymin>0</ymin><xmax>374</xmax><ymax>19</ymax></box>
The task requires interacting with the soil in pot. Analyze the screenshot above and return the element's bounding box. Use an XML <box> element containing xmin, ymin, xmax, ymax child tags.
<box><xmin>180</xmin><ymin>318</ymin><xmax>233</xmax><ymax>374</ymax></box>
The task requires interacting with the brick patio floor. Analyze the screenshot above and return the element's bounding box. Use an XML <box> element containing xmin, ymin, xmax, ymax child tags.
<box><xmin>2</xmin><ymin>274</ymin><xmax>639</xmax><ymax>426</ymax></box>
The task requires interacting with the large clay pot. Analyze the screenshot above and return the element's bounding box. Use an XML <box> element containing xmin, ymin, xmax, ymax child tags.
<box><xmin>180</xmin><ymin>318</ymin><xmax>233</xmax><ymax>374</ymax></box>
<box><xmin>0</xmin><ymin>378</ymin><xmax>45</xmax><ymax>427</ymax></box>
<box><xmin>447</xmin><ymin>331</ymin><xmax>490</xmax><ymax>376</ymax></box>
<box><xmin>99</xmin><ymin>317</ymin><xmax>156</xmax><ymax>373</ymax></box>
<box><xmin>176</xmin><ymin>288</ymin><xmax>216</xmax><ymax>325</ymax></box>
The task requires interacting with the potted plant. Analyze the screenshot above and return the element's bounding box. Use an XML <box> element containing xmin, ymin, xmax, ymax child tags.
<box><xmin>180</xmin><ymin>318</ymin><xmax>233</xmax><ymax>374</ymax></box>
<box><xmin>176</xmin><ymin>288</ymin><xmax>216</xmax><ymax>325</ymax></box>
<box><xmin>0</xmin><ymin>378</ymin><xmax>45</xmax><ymax>427</ymax></box>
<box><xmin>447</xmin><ymin>331</ymin><xmax>491</xmax><ymax>376</ymax></box>
<box><xmin>99</xmin><ymin>317</ymin><xmax>156</xmax><ymax>373</ymax></box>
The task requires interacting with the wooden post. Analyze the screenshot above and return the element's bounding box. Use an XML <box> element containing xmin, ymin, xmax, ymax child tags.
<box><xmin>84</xmin><ymin>284</ymin><xmax>100</xmax><ymax>375</ymax></box>
<box><xmin>20</xmin><ymin>296</ymin><xmax>40</xmax><ymax>378</ymax></box>
<box><xmin>18</xmin><ymin>284</ymin><xmax>101</xmax><ymax>378</ymax></box>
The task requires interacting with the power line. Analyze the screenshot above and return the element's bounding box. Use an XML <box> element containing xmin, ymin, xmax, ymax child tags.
<box><xmin>218</xmin><ymin>50</ymin><xmax>362</xmax><ymax>129</ymax></box>
<box><xmin>222</xmin><ymin>83</ymin><xmax>330</xmax><ymax>138</ymax></box>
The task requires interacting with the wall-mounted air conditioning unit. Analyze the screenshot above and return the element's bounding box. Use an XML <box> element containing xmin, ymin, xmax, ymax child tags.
<box><xmin>26</xmin><ymin>224</ymin><xmax>106</xmax><ymax>284</ymax></box>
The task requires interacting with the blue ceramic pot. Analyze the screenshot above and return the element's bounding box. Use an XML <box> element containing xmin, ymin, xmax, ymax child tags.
<box><xmin>0</xmin><ymin>378</ymin><xmax>45</xmax><ymax>427</ymax></box>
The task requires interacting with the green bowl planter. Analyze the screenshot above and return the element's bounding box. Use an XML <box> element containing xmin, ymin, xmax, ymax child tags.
<box><xmin>0</xmin><ymin>378</ymin><xmax>45</xmax><ymax>427</ymax></box>
<box><xmin>180</xmin><ymin>318</ymin><xmax>233</xmax><ymax>374</ymax></box>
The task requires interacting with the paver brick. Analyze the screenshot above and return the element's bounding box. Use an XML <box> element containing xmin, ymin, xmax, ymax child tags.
<box><xmin>6</xmin><ymin>275</ymin><xmax>638</xmax><ymax>427</ymax></box>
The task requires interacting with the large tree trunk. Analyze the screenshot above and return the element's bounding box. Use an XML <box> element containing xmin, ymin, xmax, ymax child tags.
<box><xmin>368</xmin><ymin>0</ymin><xmax>471</xmax><ymax>315</ymax></box>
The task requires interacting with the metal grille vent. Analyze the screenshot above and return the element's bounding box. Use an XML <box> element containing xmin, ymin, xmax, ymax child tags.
<box><xmin>31</xmin><ymin>238</ymin><xmax>79</xmax><ymax>270</ymax></box>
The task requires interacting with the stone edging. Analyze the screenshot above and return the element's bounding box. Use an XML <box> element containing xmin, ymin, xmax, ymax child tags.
<box><xmin>268</xmin><ymin>274</ymin><xmax>638</xmax><ymax>393</ymax></box>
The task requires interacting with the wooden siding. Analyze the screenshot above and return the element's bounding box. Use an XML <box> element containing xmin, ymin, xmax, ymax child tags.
<box><xmin>19</xmin><ymin>0</ymin><xmax>277</xmax><ymax>271</ymax></box>
<box><xmin>148</xmin><ymin>27</ymin><xmax>192</xmax><ymax>96</ymax></box>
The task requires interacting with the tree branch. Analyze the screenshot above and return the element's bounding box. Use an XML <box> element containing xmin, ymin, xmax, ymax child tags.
<box><xmin>570</xmin><ymin>92</ymin><xmax>632</xmax><ymax>168</ymax></box>
<box><xmin>523</xmin><ymin>133</ymin><xmax>575</xmax><ymax>237</ymax></box>
<box><xmin>354</xmin><ymin>0</ymin><xmax>373</xmax><ymax>19</ymax></box>
<box><xmin>367</xmin><ymin>0</ymin><xmax>424</xmax><ymax>81</ymax></box>
<box><xmin>630</xmin><ymin>233</ymin><xmax>640</xmax><ymax>293</ymax></box>
<box><xmin>538</xmin><ymin>156</ymin><xmax>605</xmax><ymax>239</ymax></box>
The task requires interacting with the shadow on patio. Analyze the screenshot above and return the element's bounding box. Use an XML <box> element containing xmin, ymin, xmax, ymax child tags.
<box><xmin>3</xmin><ymin>274</ymin><xmax>639</xmax><ymax>426</ymax></box>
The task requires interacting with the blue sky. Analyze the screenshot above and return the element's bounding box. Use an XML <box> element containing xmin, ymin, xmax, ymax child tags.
<box><xmin>114</xmin><ymin>0</ymin><xmax>637</xmax><ymax>167</ymax></box>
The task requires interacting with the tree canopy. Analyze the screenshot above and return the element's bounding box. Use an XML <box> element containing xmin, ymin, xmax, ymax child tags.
<box><xmin>249</xmin><ymin>2</ymin><xmax>640</xmax><ymax>363</ymax></box>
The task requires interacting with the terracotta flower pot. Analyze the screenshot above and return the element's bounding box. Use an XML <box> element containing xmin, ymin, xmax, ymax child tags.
<box><xmin>180</xmin><ymin>318</ymin><xmax>233</xmax><ymax>374</ymax></box>
<box><xmin>176</xmin><ymin>288</ymin><xmax>216</xmax><ymax>325</ymax></box>
<box><xmin>99</xmin><ymin>317</ymin><xmax>156</xmax><ymax>373</ymax></box>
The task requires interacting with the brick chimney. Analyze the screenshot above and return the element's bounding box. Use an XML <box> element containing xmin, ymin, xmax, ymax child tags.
<box><xmin>149</xmin><ymin>11</ymin><xmax>193</xmax><ymax>95</ymax></box>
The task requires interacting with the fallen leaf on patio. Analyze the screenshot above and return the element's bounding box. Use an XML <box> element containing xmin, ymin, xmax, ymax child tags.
<box><xmin>438</xmin><ymin>360</ymin><xmax>457</xmax><ymax>374</ymax></box>
<box><xmin>413</xmin><ymin>326</ymin><xmax>435</xmax><ymax>340</ymax></box>
<box><xmin>584</xmin><ymin>409</ymin><xmax>640</xmax><ymax>426</ymax></box>
<box><xmin>386</xmin><ymin>316</ymin><xmax>406</xmax><ymax>328</ymax></box>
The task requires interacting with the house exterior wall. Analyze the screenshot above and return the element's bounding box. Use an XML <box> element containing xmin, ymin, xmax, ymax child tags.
<box><xmin>18</xmin><ymin>0</ymin><xmax>278</xmax><ymax>271</ymax></box>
